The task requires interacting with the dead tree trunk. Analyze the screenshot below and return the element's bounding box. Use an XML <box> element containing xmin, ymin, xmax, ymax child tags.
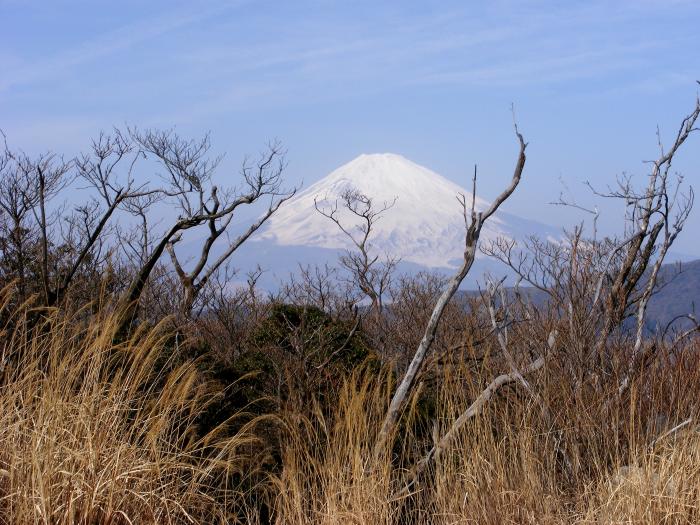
<box><xmin>374</xmin><ymin>126</ymin><xmax>527</xmax><ymax>457</ymax></box>
<box><xmin>398</xmin><ymin>330</ymin><xmax>557</xmax><ymax>496</ymax></box>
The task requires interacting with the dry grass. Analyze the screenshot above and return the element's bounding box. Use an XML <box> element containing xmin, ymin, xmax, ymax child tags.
<box><xmin>268</xmin><ymin>353</ymin><xmax>700</xmax><ymax>524</ymax></box>
<box><xmin>270</xmin><ymin>370</ymin><xmax>398</xmax><ymax>525</ymax></box>
<box><xmin>0</xmin><ymin>291</ymin><xmax>261</xmax><ymax>524</ymax></box>
<box><xmin>1</xmin><ymin>286</ymin><xmax>699</xmax><ymax>524</ymax></box>
<box><xmin>583</xmin><ymin>428</ymin><xmax>700</xmax><ymax>524</ymax></box>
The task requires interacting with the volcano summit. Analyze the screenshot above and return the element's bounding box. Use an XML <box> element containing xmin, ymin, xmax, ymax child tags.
<box><xmin>257</xmin><ymin>153</ymin><xmax>555</xmax><ymax>269</ymax></box>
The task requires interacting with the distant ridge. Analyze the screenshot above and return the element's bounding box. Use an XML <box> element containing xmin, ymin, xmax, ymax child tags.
<box><xmin>458</xmin><ymin>258</ymin><xmax>700</xmax><ymax>335</ymax></box>
<box><xmin>644</xmin><ymin>259</ymin><xmax>700</xmax><ymax>333</ymax></box>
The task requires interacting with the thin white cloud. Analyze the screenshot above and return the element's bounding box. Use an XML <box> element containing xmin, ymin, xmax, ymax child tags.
<box><xmin>3</xmin><ymin>0</ymin><xmax>700</xmax><ymax>126</ymax></box>
<box><xmin>0</xmin><ymin>0</ymin><xmax>248</xmax><ymax>92</ymax></box>
<box><xmin>155</xmin><ymin>1</ymin><xmax>696</xmax><ymax>121</ymax></box>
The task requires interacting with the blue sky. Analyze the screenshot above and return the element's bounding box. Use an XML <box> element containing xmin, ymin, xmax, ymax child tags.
<box><xmin>2</xmin><ymin>0</ymin><xmax>700</xmax><ymax>254</ymax></box>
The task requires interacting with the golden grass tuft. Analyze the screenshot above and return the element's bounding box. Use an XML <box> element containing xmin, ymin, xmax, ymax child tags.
<box><xmin>270</xmin><ymin>369</ymin><xmax>398</xmax><ymax>525</ymax></box>
<box><xmin>0</xmin><ymin>291</ymin><xmax>260</xmax><ymax>524</ymax></box>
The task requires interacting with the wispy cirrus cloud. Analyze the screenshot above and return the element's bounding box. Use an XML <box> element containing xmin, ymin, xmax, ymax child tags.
<box><xmin>147</xmin><ymin>0</ymin><xmax>698</xmax><ymax>122</ymax></box>
<box><xmin>0</xmin><ymin>0</ymin><xmax>248</xmax><ymax>92</ymax></box>
<box><xmin>4</xmin><ymin>0</ymin><xmax>698</xmax><ymax>115</ymax></box>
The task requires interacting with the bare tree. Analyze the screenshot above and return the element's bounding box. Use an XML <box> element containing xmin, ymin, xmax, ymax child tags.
<box><xmin>116</xmin><ymin>131</ymin><xmax>295</xmax><ymax>330</ymax></box>
<box><xmin>484</xmin><ymin>94</ymin><xmax>700</xmax><ymax>394</ymax></box>
<box><xmin>280</xmin><ymin>263</ymin><xmax>357</xmax><ymax>316</ymax></box>
<box><xmin>611</xmin><ymin>100</ymin><xmax>699</xmax><ymax>394</ymax></box>
<box><xmin>0</xmin><ymin>127</ymin><xmax>295</xmax><ymax>332</ymax></box>
<box><xmin>51</xmin><ymin>130</ymin><xmax>162</xmax><ymax>307</ymax></box>
<box><xmin>0</xmin><ymin>130</ymin><xmax>163</xmax><ymax>308</ymax></box>
<box><xmin>0</xmin><ymin>139</ymin><xmax>37</xmax><ymax>300</ymax></box>
<box><xmin>193</xmin><ymin>263</ymin><xmax>267</xmax><ymax>359</ymax></box>
<box><xmin>485</xmin><ymin>233</ymin><xmax>595</xmax><ymax>391</ymax></box>
<box><xmin>315</xmin><ymin>187</ymin><xmax>398</xmax><ymax>318</ymax></box>
<box><xmin>118</xmin><ymin>192</ymin><xmax>162</xmax><ymax>267</ymax></box>
<box><xmin>164</xmin><ymin>141</ymin><xmax>295</xmax><ymax>316</ymax></box>
<box><xmin>374</xmin><ymin>125</ymin><xmax>527</xmax><ymax>456</ymax></box>
<box><xmin>7</xmin><ymin>149</ymin><xmax>73</xmax><ymax>306</ymax></box>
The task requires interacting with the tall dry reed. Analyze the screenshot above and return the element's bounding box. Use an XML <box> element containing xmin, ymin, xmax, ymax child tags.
<box><xmin>267</xmin><ymin>346</ymin><xmax>700</xmax><ymax>524</ymax></box>
<box><xmin>0</xmin><ymin>289</ymin><xmax>261</xmax><ymax>524</ymax></box>
<box><xmin>2</xmin><ymin>284</ymin><xmax>699</xmax><ymax>524</ymax></box>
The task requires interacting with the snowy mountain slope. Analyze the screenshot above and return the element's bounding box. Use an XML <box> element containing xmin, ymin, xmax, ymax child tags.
<box><xmin>256</xmin><ymin>153</ymin><xmax>557</xmax><ymax>269</ymax></box>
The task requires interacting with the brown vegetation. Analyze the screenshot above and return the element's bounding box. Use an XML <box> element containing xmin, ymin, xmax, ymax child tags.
<box><xmin>0</xmin><ymin>94</ymin><xmax>699</xmax><ymax>523</ymax></box>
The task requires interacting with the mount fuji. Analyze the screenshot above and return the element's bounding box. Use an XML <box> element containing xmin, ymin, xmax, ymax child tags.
<box><xmin>254</xmin><ymin>153</ymin><xmax>557</xmax><ymax>270</ymax></box>
<box><xmin>191</xmin><ymin>152</ymin><xmax>560</xmax><ymax>289</ymax></box>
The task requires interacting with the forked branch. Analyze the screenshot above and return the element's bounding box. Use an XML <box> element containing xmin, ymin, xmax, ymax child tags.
<box><xmin>374</xmin><ymin>126</ymin><xmax>527</xmax><ymax>457</ymax></box>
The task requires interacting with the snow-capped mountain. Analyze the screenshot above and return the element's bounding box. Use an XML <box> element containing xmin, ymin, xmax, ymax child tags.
<box><xmin>256</xmin><ymin>153</ymin><xmax>556</xmax><ymax>269</ymax></box>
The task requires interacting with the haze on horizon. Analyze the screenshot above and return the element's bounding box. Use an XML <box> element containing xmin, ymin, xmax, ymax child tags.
<box><xmin>2</xmin><ymin>0</ymin><xmax>700</xmax><ymax>256</ymax></box>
